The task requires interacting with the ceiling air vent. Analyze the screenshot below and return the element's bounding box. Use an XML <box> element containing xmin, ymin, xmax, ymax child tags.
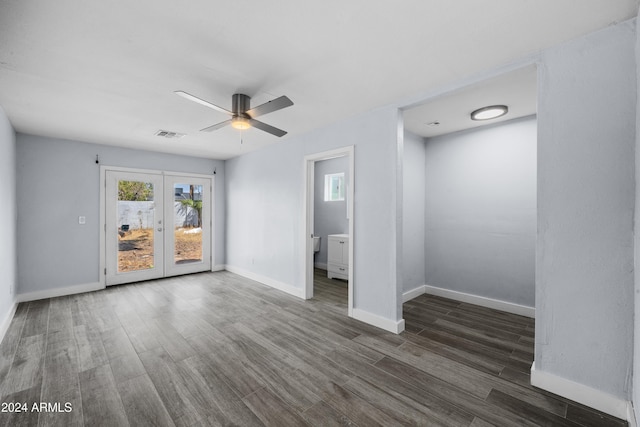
<box><xmin>155</xmin><ymin>130</ymin><xmax>186</xmax><ymax>139</ymax></box>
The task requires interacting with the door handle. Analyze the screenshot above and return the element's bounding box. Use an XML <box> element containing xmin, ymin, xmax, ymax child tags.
<box><xmin>157</xmin><ymin>227</ymin><xmax>163</xmax><ymax>232</ymax></box>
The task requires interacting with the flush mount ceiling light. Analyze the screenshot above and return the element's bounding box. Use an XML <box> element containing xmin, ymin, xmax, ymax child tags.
<box><xmin>470</xmin><ymin>105</ymin><xmax>508</xmax><ymax>121</ymax></box>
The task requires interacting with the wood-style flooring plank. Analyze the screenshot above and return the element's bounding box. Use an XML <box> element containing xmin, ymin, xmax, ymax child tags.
<box><xmin>256</xmin><ymin>325</ymin><xmax>355</xmax><ymax>386</ymax></box>
<box><xmin>321</xmin><ymin>381</ymin><xmax>402</xmax><ymax>427</ymax></box>
<box><xmin>242</xmin><ymin>387</ymin><xmax>310</xmax><ymax>427</ymax></box>
<box><xmin>21</xmin><ymin>300</ymin><xmax>49</xmax><ymax>338</ymax></box>
<box><xmin>342</xmin><ymin>375</ymin><xmax>456</xmax><ymax>427</ymax></box>
<box><xmin>301</xmin><ymin>400</ymin><xmax>355</xmax><ymax>426</ymax></box>
<box><xmin>455</xmin><ymin>302</ymin><xmax>533</xmax><ymax>327</ymax></box>
<box><xmin>115</xmin><ymin>311</ymin><xmax>162</xmax><ymax>354</ymax></box>
<box><xmin>218</xmin><ymin>324</ymin><xmax>322</xmax><ymax>412</ymax></box>
<box><xmin>403</xmin><ymin>330</ymin><xmax>506</xmax><ymax>375</ymax></box>
<box><xmin>0</xmin><ymin>268</ymin><xmax>627</xmax><ymax>426</ymax></box>
<box><xmin>177</xmin><ymin>355</ymin><xmax>264</xmax><ymax>426</ymax></box>
<box><xmin>0</xmin><ymin>384</ymin><xmax>41</xmax><ymax>427</ymax></box>
<box><xmin>100</xmin><ymin>327</ymin><xmax>145</xmax><ymax>384</ymax></box>
<box><xmin>469</xmin><ymin>417</ymin><xmax>497</xmax><ymax>427</ymax></box>
<box><xmin>40</xmin><ymin>329</ymin><xmax>83</xmax><ymax>427</ymax></box>
<box><xmin>185</xmin><ymin>333</ymin><xmax>266</xmax><ymax>399</ymax></box>
<box><xmin>47</xmin><ymin>296</ymin><xmax>74</xmax><ymax>333</ymax></box>
<box><xmin>565</xmin><ymin>402</ymin><xmax>628</xmax><ymax>427</ymax></box>
<box><xmin>486</xmin><ymin>389</ymin><xmax>578</xmax><ymax>426</ymax></box>
<box><xmin>0</xmin><ymin>334</ymin><xmax>45</xmax><ymax>397</ymax></box>
<box><xmin>354</xmin><ymin>334</ymin><xmax>493</xmax><ymax>399</ymax></box>
<box><xmin>138</xmin><ymin>347</ymin><xmax>203</xmax><ymax>427</ymax></box>
<box><xmin>265</xmin><ymin>310</ymin><xmax>384</xmax><ymax>363</ymax></box>
<box><xmin>116</xmin><ymin>374</ymin><xmax>175</xmax><ymax>427</ymax></box>
<box><xmin>78</xmin><ymin>364</ymin><xmax>129</xmax><ymax>427</ymax></box>
<box><xmin>143</xmin><ymin>318</ymin><xmax>197</xmax><ymax>362</ymax></box>
<box><xmin>73</xmin><ymin>325</ymin><xmax>109</xmax><ymax>373</ymax></box>
<box><xmin>373</xmin><ymin>356</ymin><xmax>540</xmax><ymax>427</ymax></box>
<box><xmin>0</xmin><ymin>304</ymin><xmax>27</xmax><ymax>386</ymax></box>
<box><xmin>327</xmin><ymin>346</ymin><xmax>474</xmax><ymax>426</ymax></box>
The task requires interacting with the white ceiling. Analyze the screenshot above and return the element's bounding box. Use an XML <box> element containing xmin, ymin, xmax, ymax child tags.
<box><xmin>403</xmin><ymin>65</ymin><xmax>538</xmax><ymax>138</ymax></box>
<box><xmin>0</xmin><ymin>1</ymin><xmax>637</xmax><ymax>159</ymax></box>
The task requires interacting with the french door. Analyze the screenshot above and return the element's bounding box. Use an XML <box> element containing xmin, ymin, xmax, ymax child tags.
<box><xmin>105</xmin><ymin>170</ymin><xmax>212</xmax><ymax>286</ymax></box>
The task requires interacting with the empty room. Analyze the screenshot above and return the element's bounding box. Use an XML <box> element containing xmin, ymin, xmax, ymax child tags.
<box><xmin>1</xmin><ymin>1</ymin><xmax>639</xmax><ymax>426</ymax></box>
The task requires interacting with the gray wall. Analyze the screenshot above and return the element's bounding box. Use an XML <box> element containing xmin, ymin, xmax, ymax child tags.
<box><xmin>226</xmin><ymin>105</ymin><xmax>402</xmax><ymax>321</ymax></box>
<box><xmin>0</xmin><ymin>106</ymin><xmax>16</xmax><ymax>325</ymax></box>
<box><xmin>402</xmin><ymin>131</ymin><xmax>426</xmax><ymax>292</ymax></box>
<box><xmin>424</xmin><ymin>117</ymin><xmax>537</xmax><ymax>306</ymax></box>
<box><xmin>632</xmin><ymin>5</ymin><xmax>640</xmax><ymax>419</ymax></box>
<box><xmin>313</xmin><ymin>156</ymin><xmax>349</xmax><ymax>267</ymax></box>
<box><xmin>16</xmin><ymin>134</ymin><xmax>225</xmax><ymax>294</ymax></box>
<box><xmin>537</xmin><ymin>20</ymin><xmax>635</xmax><ymax>399</ymax></box>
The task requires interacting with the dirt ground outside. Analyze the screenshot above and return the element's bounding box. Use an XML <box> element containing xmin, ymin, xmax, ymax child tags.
<box><xmin>118</xmin><ymin>228</ymin><xmax>203</xmax><ymax>272</ymax></box>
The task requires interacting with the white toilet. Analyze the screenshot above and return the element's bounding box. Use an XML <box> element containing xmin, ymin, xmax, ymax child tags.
<box><xmin>313</xmin><ymin>236</ymin><xmax>321</xmax><ymax>252</ymax></box>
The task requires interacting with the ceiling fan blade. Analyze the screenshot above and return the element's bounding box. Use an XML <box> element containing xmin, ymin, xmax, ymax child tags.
<box><xmin>248</xmin><ymin>118</ymin><xmax>287</xmax><ymax>137</ymax></box>
<box><xmin>175</xmin><ymin>91</ymin><xmax>231</xmax><ymax>115</ymax></box>
<box><xmin>200</xmin><ymin>119</ymin><xmax>232</xmax><ymax>132</ymax></box>
<box><xmin>246</xmin><ymin>95</ymin><xmax>293</xmax><ymax>118</ymax></box>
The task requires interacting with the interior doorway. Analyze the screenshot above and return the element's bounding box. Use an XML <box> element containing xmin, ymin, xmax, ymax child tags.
<box><xmin>103</xmin><ymin>167</ymin><xmax>213</xmax><ymax>286</ymax></box>
<box><xmin>400</xmin><ymin>65</ymin><xmax>537</xmax><ymax>317</ymax></box>
<box><xmin>303</xmin><ymin>146</ymin><xmax>354</xmax><ymax>316</ymax></box>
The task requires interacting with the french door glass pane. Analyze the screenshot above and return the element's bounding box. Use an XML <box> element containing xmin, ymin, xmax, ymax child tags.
<box><xmin>117</xmin><ymin>180</ymin><xmax>155</xmax><ymax>272</ymax></box>
<box><xmin>173</xmin><ymin>183</ymin><xmax>203</xmax><ymax>265</ymax></box>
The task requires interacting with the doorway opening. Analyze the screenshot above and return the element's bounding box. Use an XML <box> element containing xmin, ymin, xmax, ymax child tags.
<box><xmin>303</xmin><ymin>146</ymin><xmax>354</xmax><ymax>316</ymax></box>
<box><xmin>400</xmin><ymin>64</ymin><xmax>537</xmax><ymax>318</ymax></box>
<box><xmin>101</xmin><ymin>167</ymin><xmax>214</xmax><ymax>286</ymax></box>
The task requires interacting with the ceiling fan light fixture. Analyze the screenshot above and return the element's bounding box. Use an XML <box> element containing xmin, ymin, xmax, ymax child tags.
<box><xmin>470</xmin><ymin>105</ymin><xmax>508</xmax><ymax>121</ymax></box>
<box><xmin>231</xmin><ymin>116</ymin><xmax>251</xmax><ymax>130</ymax></box>
<box><xmin>175</xmin><ymin>90</ymin><xmax>292</xmax><ymax>137</ymax></box>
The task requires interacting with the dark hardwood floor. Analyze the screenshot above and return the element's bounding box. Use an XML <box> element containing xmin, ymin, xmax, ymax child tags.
<box><xmin>0</xmin><ymin>269</ymin><xmax>627</xmax><ymax>426</ymax></box>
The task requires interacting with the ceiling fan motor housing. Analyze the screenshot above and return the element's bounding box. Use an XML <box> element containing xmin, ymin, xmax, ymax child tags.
<box><xmin>232</xmin><ymin>93</ymin><xmax>251</xmax><ymax>118</ymax></box>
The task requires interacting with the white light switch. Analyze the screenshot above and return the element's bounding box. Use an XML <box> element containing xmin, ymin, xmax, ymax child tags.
<box><xmin>78</xmin><ymin>216</ymin><xmax>86</xmax><ymax>225</ymax></box>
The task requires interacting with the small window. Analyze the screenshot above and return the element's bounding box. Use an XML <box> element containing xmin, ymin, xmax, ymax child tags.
<box><xmin>324</xmin><ymin>173</ymin><xmax>345</xmax><ymax>201</ymax></box>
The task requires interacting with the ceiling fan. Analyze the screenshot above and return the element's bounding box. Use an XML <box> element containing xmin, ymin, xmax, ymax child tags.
<box><xmin>175</xmin><ymin>91</ymin><xmax>293</xmax><ymax>137</ymax></box>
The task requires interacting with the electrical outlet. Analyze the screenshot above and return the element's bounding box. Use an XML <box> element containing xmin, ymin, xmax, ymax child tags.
<box><xmin>78</xmin><ymin>216</ymin><xmax>86</xmax><ymax>225</ymax></box>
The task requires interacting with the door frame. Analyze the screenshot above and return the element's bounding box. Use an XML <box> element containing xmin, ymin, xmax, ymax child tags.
<box><xmin>99</xmin><ymin>165</ymin><xmax>215</xmax><ymax>287</ymax></box>
<box><xmin>302</xmin><ymin>146</ymin><xmax>354</xmax><ymax>317</ymax></box>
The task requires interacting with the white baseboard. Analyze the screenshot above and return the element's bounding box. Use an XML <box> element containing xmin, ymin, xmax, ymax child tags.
<box><xmin>531</xmin><ymin>362</ymin><xmax>630</xmax><ymax>421</ymax></box>
<box><xmin>17</xmin><ymin>282</ymin><xmax>104</xmax><ymax>303</ymax></box>
<box><xmin>314</xmin><ymin>262</ymin><xmax>327</xmax><ymax>270</ymax></box>
<box><xmin>628</xmin><ymin>401</ymin><xmax>637</xmax><ymax>427</ymax></box>
<box><xmin>403</xmin><ymin>285</ymin><xmax>427</xmax><ymax>303</ymax></box>
<box><xmin>0</xmin><ymin>301</ymin><xmax>18</xmax><ymax>345</ymax></box>
<box><xmin>418</xmin><ymin>284</ymin><xmax>535</xmax><ymax>318</ymax></box>
<box><xmin>352</xmin><ymin>308</ymin><xmax>405</xmax><ymax>334</ymax></box>
<box><xmin>224</xmin><ymin>265</ymin><xmax>304</xmax><ymax>299</ymax></box>
<box><xmin>211</xmin><ymin>264</ymin><xmax>226</xmax><ymax>272</ymax></box>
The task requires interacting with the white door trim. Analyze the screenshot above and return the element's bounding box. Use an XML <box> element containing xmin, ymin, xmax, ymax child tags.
<box><xmin>302</xmin><ymin>146</ymin><xmax>355</xmax><ymax>317</ymax></box>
